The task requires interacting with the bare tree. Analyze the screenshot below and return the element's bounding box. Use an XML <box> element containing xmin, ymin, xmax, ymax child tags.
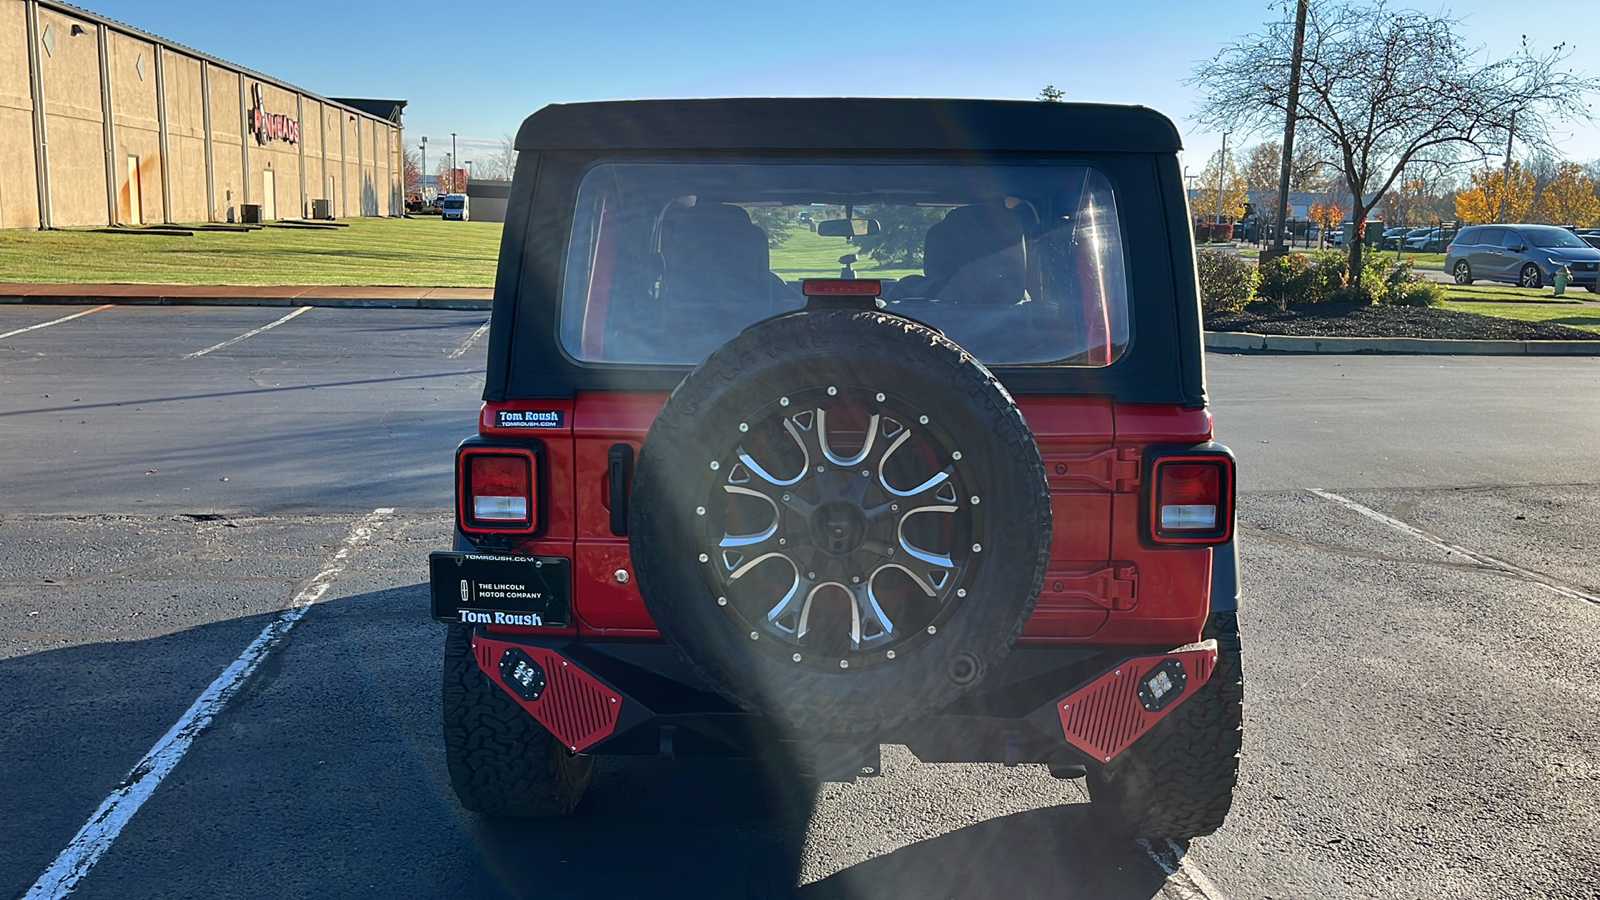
<box><xmin>1191</xmin><ymin>0</ymin><xmax>1598</xmax><ymax>274</ymax></box>
<box><xmin>403</xmin><ymin>148</ymin><xmax>422</xmax><ymax>200</ymax></box>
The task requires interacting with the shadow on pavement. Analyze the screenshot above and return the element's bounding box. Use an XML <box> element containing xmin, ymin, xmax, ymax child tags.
<box><xmin>0</xmin><ymin>586</ymin><xmax>1175</xmax><ymax>900</ymax></box>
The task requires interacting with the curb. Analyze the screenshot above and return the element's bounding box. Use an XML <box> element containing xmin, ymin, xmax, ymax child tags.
<box><xmin>1205</xmin><ymin>331</ymin><xmax>1600</xmax><ymax>356</ymax></box>
<box><xmin>0</xmin><ymin>294</ymin><xmax>491</xmax><ymax>310</ymax></box>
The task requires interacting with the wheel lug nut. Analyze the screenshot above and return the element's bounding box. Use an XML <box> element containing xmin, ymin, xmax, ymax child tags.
<box><xmin>972</xmin><ymin>543</ymin><xmax>982</xmax><ymax>552</ymax></box>
<box><xmin>698</xmin><ymin>553</ymin><xmax>709</xmax><ymax>562</ymax></box>
<box><xmin>750</xmin><ymin>631</ymin><xmax>759</xmax><ymax>640</ymax></box>
<box><xmin>717</xmin><ymin>596</ymin><xmax>728</xmax><ymax>606</ymax></box>
<box><xmin>876</xmin><ymin>393</ymin><xmax>886</xmax><ymax>402</ymax></box>
<box><xmin>779</xmin><ymin>538</ymin><xmax>787</xmax><ymax>545</ymax></box>
<box><xmin>839</xmin><ymin>659</ymin><xmax>849</xmax><ymax>668</ymax></box>
<box><xmin>710</xmin><ymin>460</ymin><xmax>720</xmax><ymax>470</ymax></box>
<box><xmin>891</xmin><ymin>503</ymin><xmax>899</xmax><ymax>511</ymax></box>
<box><xmin>739</xmin><ymin>422</ymin><xmax>749</xmax><ymax>432</ymax></box>
<box><xmin>828</xmin><ymin>386</ymin><xmax>838</xmax><ymax>396</ymax></box>
<box><xmin>886</xmin><ymin>650</ymin><xmax>896</xmax><ymax>659</ymax></box>
<box><xmin>696</xmin><ymin>506</ymin><xmax>706</xmax><ymax>516</ymax></box>
<box><xmin>782</xmin><ymin>493</ymin><xmax>791</xmax><ymax>501</ymax></box>
<box><xmin>861</xmin><ymin>469</ymin><xmax>870</xmax><ymax>477</ymax></box>
<box><xmin>852</xmin><ymin>576</ymin><xmax>861</xmax><ymax>583</ymax></box>
<box><xmin>780</xmin><ymin>397</ymin><xmax>790</xmax><ymax>406</ymax></box>
<box><xmin>927</xmin><ymin>625</ymin><xmax>937</xmax><ymax>635</ymax></box>
<box><xmin>952</xmin><ymin>451</ymin><xmax>962</xmax><ymax>461</ymax></box>
<box><xmin>919</xmin><ymin>415</ymin><xmax>929</xmax><ymax>425</ymax></box>
<box><xmin>793</xmin><ymin>653</ymin><xmax>802</xmax><ymax>662</ymax></box>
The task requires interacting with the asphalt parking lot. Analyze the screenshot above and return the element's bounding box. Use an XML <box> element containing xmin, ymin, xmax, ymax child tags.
<box><xmin>3</xmin><ymin>304</ymin><xmax>1599</xmax><ymax>899</ymax></box>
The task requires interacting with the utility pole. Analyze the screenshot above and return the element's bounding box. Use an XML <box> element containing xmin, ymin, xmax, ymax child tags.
<box><xmin>1272</xmin><ymin>0</ymin><xmax>1309</xmax><ymax>256</ymax></box>
<box><xmin>1215</xmin><ymin>131</ymin><xmax>1229</xmax><ymax>224</ymax></box>
<box><xmin>1496</xmin><ymin>111</ymin><xmax>1516</xmax><ymax>223</ymax></box>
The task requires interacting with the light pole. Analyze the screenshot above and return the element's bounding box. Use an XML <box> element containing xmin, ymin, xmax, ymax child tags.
<box><xmin>1215</xmin><ymin>131</ymin><xmax>1229</xmax><ymax>225</ymax></box>
<box><xmin>420</xmin><ymin>136</ymin><xmax>427</xmax><ymax>199</ymax></box>
<box><xmin>451</xmin><ymin>132</ymin><xmax>457</xmax><ymax>194</ymax></box>
<box><xmin>1272</xmin><ymin>0</ymin><xmax>1309</xmax><ymax>256</ymax></box>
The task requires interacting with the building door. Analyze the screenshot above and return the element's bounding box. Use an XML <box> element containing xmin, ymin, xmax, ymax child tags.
<box><xmin>262</xmin><ymin>169</ymin><xmax>277</xmax><ymax>220</ymax></box>
<box><xmin>126</xmin><ymin>156</ymin><xmax>143</xmax><ymax>225</ymax></box>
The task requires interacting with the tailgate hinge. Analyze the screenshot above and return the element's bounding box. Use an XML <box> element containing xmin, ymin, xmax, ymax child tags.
<box><xmin>1042</xmin><ymin>563</ymin><xmax>1138</xmax><ymax>611</ymax></box>
<box><xmin>1046</xmin><ymin>447</ymin><xmax>1142</xmax><ymax>493</ymax></box>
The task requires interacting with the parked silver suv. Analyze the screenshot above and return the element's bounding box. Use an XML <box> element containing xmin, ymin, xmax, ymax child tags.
<box><xmin>1446</xmin><ymin>224</ymin><xmax>1600</xmax><ymax>290</ymax></box>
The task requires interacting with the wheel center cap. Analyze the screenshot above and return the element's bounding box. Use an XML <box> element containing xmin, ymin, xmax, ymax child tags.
<box><xmin>810</xmin><ymin>499</ymin><xmax>867</xmax><ymax>556</ymax></box>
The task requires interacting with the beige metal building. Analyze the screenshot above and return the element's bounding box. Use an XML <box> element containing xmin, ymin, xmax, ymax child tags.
<box><xmin>0</xmin><ymin>0</ymin><xmax>405</xmax><ymax>229</ymax></box>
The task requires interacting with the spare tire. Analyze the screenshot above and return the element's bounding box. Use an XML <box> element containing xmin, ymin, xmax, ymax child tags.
<box><xmin>629</xmin><ymin>308</ymin><xmax>1051</xmax><ymax>735</ymax></box>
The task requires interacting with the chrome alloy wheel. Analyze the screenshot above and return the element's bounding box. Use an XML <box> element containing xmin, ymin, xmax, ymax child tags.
<box><xmin>694</xmin><ymin>385</ymin><xmax>982</xmax><ymax>670</ymax></box>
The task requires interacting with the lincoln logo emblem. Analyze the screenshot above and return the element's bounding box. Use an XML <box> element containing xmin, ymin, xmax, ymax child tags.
<box><xmin>250</xmin><ymin>83</ymin><xmax>301</xmax><ymax>146</ymax></box>
<box><xmin>459</xmin><ymin>579</ymin><xmax>470</xmax><ymax>603</ymax></box>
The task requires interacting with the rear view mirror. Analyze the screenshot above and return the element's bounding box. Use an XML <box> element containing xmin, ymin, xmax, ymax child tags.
<box><xmin>817</xmin><ymin>218</ymin><xmax>880</xmax><ymax>237</ymax></box>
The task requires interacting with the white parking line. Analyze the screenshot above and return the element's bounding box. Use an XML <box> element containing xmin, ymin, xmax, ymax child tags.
<box><xmin>448</xmin><ymin>319</ymin><xmax>491</xmax><ymax>359</ymax></box>
<box><xmin>1309</xmin><ymin>488</ymin><xmax>1600</xmax><ymax>606</ymax></box>
<box><xmin>0</xmin><ymin>304</ymin><xmax>113</xmax><ymax>340</ymax></box>
<box><xmin>1139</xmin><ymin>838</ymin><xmax>1230</xmax><ymax>899</ymax></box>
<box><xmin>22</xmin><ymin>508</ymin><xmax>393</xmax><ymax>900</ymax></box>
<box><xmin>182</xmin><ymin>305</ymin><xmax>311</xmax><ymax>359</ymax></box>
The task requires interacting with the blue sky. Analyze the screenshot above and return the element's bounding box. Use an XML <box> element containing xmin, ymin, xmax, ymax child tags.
<box><xmin>89</xmin><ymin>0</ymin><xmax>1600</xmax><ymax>174</ymax></box>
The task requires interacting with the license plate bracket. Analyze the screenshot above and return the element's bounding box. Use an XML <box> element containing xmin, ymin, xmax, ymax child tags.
<box><xmin>429</xmin><ymin>552</ymin><xmax>571</xmax><ymax>627</ymax></box>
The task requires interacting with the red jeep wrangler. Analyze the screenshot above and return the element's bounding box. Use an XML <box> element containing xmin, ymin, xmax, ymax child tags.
<box><xmin>430</xmin><ymin>98</ymin><xmax>1243</xmax><ymax>840</ymax></box>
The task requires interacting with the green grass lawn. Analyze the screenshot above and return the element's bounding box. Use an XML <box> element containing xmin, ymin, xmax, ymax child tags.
<box><xmin>1443</xmin><ymin>284</ymin><xmax>1588</xmax><ymax>303</ymax></box>
<box><xmin>0</xmin><ymin>217</ymin><xmax>503</xmax><ymax>286</ymax></box>
<box><xmin>770</xmin><ymin>229</ymin><xmax>921</xmax><ymax>281</ymax></box>
<box><xmin>1445</xmin><ymin>301</ymin><xmax>1600</xmax><ymax>334</ymax></box>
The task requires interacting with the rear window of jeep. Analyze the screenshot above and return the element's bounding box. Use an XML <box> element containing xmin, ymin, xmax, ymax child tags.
<box><xmin>557</xmin><ymin>162</ymin><xmax>1131</xmax><ymax>367</ymax></box>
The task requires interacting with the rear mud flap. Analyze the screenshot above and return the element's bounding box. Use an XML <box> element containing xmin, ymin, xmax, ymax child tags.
<box><xmin>471</xmin><ymin>634</ymin><xmax>627</xmax><ymax>753</ymax></box>
<box><xmin>1050</xmin><ymin>641</ymin><xmax>1218</xmax><ymax>764</ymax></box>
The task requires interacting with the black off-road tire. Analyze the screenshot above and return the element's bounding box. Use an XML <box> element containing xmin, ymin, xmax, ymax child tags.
<box><xmin>1085</xmin><ymin>612</ymin><xmax>1244</xmax><ymax>840</ymax></box>
<box><xmin>442</xmin><ymin>625</ymin><xmax>594</xmax><ymax>817</ymax></box>
<box><xmin>630</xmin><ymin>308</ymin><xmax>1052</xmax><ymax>737</ymax></box>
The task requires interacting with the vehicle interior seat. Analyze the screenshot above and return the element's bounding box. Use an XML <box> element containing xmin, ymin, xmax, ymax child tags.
<box><xmin>887</xmin><ymin>203</ymin><xmax>1029</xmax><ymax>306</ymax></box>
<box><xmin>654</xmin><ymin>202</ymin><xmax>799</xmax><ymax>357</ymax></box>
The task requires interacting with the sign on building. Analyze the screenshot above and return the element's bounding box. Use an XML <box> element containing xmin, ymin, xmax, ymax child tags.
<box><xmin>250</xmin><ymin>83</ymin><xmax>301</xmax><ymax>145</ymax></box>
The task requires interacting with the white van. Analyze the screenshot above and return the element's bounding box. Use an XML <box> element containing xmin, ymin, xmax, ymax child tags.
<box><xmin>441</xmin><ymin>193</ymin><xmax>470</xmax><ymax>221</ymax></box>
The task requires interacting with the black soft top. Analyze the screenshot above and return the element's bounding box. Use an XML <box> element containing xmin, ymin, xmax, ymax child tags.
<box><xmin>514</xmin><ymin>98</ymin><xmax>1182</xmax><ymax>154</ymax></box>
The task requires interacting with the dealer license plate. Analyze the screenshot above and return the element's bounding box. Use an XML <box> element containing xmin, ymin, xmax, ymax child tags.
<box><xmin>429</xmin><ymin>552</ymin><xmax>571</xmax><ymax>627</ymax></box>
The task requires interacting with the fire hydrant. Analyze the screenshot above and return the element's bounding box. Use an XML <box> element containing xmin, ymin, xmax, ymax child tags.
<box><xmin>1554</xmin><ymin>265</ymin><xmax>1570</xmax><ymax>297</ymax></box>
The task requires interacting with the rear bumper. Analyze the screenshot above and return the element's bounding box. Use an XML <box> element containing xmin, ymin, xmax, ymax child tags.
<box><xmin>466</xmin><ymin>629</ymin><xmax>1217</xmax><ymax>773</ymax></box>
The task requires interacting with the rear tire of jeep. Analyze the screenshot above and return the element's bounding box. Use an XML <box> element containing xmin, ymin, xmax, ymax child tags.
<box><xmin>442</xmin><ymin>625</ymin><xmax>594</xmax><ymax>817</ymax></box>
<box><xmin>1085</xmin><ymin>612</ymin><xmax>1244</xmax><ymax>840</ymax></box>
<box><xmin>629</xmin><ymin>308</ymin><xmax>1052</xmax><ymax>737</ymax></box>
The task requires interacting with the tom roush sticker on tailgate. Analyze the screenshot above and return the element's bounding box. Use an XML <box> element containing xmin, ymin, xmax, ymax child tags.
<box><xmin>429</xmin><ymin>553</ymin><xmax>571</xmax><ymax>626</ymax></box>
<box><xmin>496</xmin><ymin>410</ymin><xmax>565</xmax><ymax>428</ymax></box>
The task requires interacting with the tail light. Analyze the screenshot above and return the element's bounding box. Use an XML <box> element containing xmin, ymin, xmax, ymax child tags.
<box><xmin>459</xmin><ymin>446</ymin><xmax>539</xmax><ymax>534</ymax></box>
<box><xmin>1148</xmin><ymin>453</ymin><xmax>1234</xmax><ymax>544</ymax></box>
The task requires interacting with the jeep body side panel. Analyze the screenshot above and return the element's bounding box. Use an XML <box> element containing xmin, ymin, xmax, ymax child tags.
<box><xmin>473</xmin><ymin>394</ymin><xmax>1214</xmax><ymax>647</ymax></box>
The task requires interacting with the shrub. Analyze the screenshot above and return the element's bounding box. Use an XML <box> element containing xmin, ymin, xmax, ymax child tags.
<box><xmin>1196</xmin><ymin>249</ymin><xmax>1258</xmax><ymax>314</ymax></box>
<box><xmin>1308</xmin><ymin>252</ymin><xmax>1348</xmax><ymax>300</ymax></box>
<box><xmin>1391</xmin><ymin>280</ymin><xmax>1447</xmax><ymax>307</ymax></box>
<box><xmin>1256</xmin><ymin>252</ymin><xmax>1318</xmax><ymax>309</ymax></box>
